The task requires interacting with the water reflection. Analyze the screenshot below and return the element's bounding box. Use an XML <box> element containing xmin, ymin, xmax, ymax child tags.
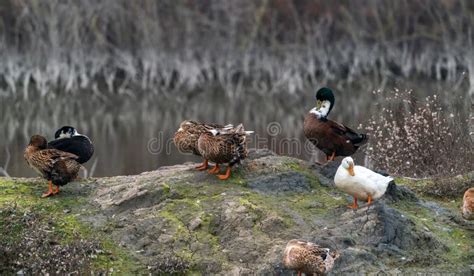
<box><xmin>0</xmin><ymin>79</ymin><xmax>469</xmax><ymax>177</ymax></box>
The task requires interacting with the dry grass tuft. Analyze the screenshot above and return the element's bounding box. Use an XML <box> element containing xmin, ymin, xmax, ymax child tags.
<box><xmin>0</xmin><ymin>205</ymin><xmax>102</xmax><ymax>274</ymax></box>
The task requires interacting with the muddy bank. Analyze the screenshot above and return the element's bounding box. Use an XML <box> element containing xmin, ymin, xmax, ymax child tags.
<box><xmin>1</xmin><ymin>150</ymin><xmax>473</xmax><ymax>274</ymax></box>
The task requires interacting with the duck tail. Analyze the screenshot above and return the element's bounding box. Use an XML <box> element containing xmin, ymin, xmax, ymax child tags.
<box><xmin>229</xmin><ymin>143</ymin><xmax>246</xmax><ymax>167</ymax></box>
<box><xmin>353</xmin><ymin>133</ymin><xmax>369</xmax><ymax>147</ymax></box>
<box><xmin>229</xmin><ymin>134</ymin><xmax>248</xmax><ymax>167</ymax></box>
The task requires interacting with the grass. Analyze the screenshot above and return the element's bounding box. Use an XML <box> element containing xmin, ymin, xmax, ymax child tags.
<box><xmin>390</xmin><ymin>200</ymin><xmax>473</xmax><ymax>268</ymax></box>
<box><xmin>391</xmin><ymin>176</ymin><xmax>473</xmax><ymax>268</ymax></box>
<box><xmin>1</xmin><ymin>159</ymin><xmax>472</xmax><ymax>274</ymax></box>
<box><xmin>0</xmin><ymin>178</ymin><xmax>144</xmax><ymax>274</ymax></box>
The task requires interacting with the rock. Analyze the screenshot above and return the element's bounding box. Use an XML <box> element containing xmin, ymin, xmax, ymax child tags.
<box><xmin>247</xmin><ymin>171</ymin><xmax>311</xmax><ymax>194</ymax></box>
<box><xmin>383</xmin><ymin>181</ymin><xmax>418</xmax><ymax>203</ymax></box>
<box><xmin>309</xmin><ymin>161</ymin><xmax>340</xmax><ymax>187</ymax></box>
<box><xmin>4</xmin><ymin>151</ymin><xmax>472</xmax><ymax>274</ymax></box>
<box><xmin>188</xmin><ymin>217</ymin><xmax>202</xmax><ymax>231</ymax></box>
<box><xmin>247</xmin><ymin>148</ymin><xmax>276</xmax><ymax>160</ymax></box>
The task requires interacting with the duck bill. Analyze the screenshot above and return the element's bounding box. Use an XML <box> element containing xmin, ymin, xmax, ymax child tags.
<box><xmin>316</xmin><ymin>100</ymin><xmax>322</xmax><ymax>109</ymax></box>
<box><xmin>348</xmin><ymin>164</ymin><xmax>355</xmax><ymax>176</ymax></box>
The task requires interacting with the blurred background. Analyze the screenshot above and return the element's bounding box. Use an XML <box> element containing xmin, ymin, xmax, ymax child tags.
<box><xmin>0</xmin><ymin>0</ymin><xmax>472</xmax><ymax>177</ymax></box>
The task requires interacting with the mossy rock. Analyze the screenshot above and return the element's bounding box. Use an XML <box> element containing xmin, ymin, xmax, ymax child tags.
<box><xmin>1</xmin><ymin>151</ymin><xmax>473</xmax><ymax>274</ymax></box>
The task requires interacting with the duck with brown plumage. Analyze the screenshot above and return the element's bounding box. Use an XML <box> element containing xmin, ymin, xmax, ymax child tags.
<box><xmin>24</xmin><ymin>135</ymin><xmax>81</xmax><ymax>197</ymax></box>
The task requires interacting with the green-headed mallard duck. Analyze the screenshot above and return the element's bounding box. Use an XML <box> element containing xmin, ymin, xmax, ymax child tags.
<box><xmin>304</xmin><ymin>87</ymin><xmax>368</xmax><ymax>162</ymax></box>
<box><xmin>174</xmin><ymin>120</ymin><xmax>233</xmax><ymax>170</ymax></box>
<box><xmin>462</xmin><ymin>188</ymin><xmax>474</xmax><ymax>220</ymax></box>
<box><xmin>47</xmin><ymin>126</ymin><xmax>94</xmax><ymax>164</ymax></box>
<box><xmin>282</xmin><ymin>239</ymin><xmax>340</xmax><ymax>276</ymax></box>
<box><xmin>335</xmin><ymin>157</ymin><xmax>393</xmax><ymax>209</ymax></box>
<box><xmin>197</xmin><ymin>124</ymin><xmax>253</xmax><ymax>180</ymax></box>
<box><xmin>24</xmin><ymin>135</ymin><xmax>81</xmax><ymax>197</ymax></box>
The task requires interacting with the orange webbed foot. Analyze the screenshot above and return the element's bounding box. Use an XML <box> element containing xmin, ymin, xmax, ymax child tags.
<box><xmin>42</xmin><ymin>181</ymin><xmax>54</xmax><ymax>198</ymax></box>
<box><xmin>347</xmin><ymin>196</ymin><xmax>358</xmax><ymax>209</ymax></box>
<box><xmin>208</xmin><ymin>165</ymin><xmax>220</xmax><ymax>174</ymax></box>
<box><xmin>217</xmin><ymin>166</ymin><xmax>231</xmax><ymax>180</ymax></box>
<box><xmin>195</xmin><ymin>160</ymin><xmax>209</xmax><ymax>171</ymax></box>
<box><xmin>42</xmin><ymin>191</ymin><xmax>54</xmax><ymax>198</ymax></box>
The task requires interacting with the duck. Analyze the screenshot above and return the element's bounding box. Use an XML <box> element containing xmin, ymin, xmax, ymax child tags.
<box><xmin>174</xmin><ymin>120</ymin><xmax>233</xmax><ymax>170</ymax></box>
<box><xmin>304</xmin><ymin>87</ymin><xmax>368</xmax><ymax>162</ymax></box>
<box><xmin>197</xmin><ymin>124</ymin><xmax>253</xmax><ymax>180</ymax></box>
<box><xmin>462</xmin><ymin>188</ymin><xmax>474</xmax><ymax>220</ymax></box>
<box><xmin>282</xmin><ymin>239</ymin><xmax>340</xmax><ymax>276</ymax></box>
<box><xmin>47</xmin><ymin>126</ymin><xmax>94</xmax><ymax>164</ymax></box>
<box><xmin>24</xmin><ymin>135</ymin><xmax>81</xmax><ymax>197</ymax></box>
<box><xmin>334</xmin><ymin>157</ymin><xmax>393</xmax><ymax>209</ymax></box>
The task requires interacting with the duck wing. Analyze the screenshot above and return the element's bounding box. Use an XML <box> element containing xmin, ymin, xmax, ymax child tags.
<box><xmin>292</xmin><ymin>240</ymin><xmax>327</xmax><ymax>256</ymax></box>
<box><xmin>355</xmin><ymin>165</ymin><xmax>393</xmax><ymax>183</ymax></box>
<box><xmin>354</xmin><ymin>165</ymin><xmax>393</xmax><ymax>198</ymax></box>
<box><xmin>30</xmin><ymin>149</ymin><xmax>79</xmax><ymax>174</ymax></box>
<box><xmin>328</xmin><ymin>120</ymin><xmax>368</xmax><ymax>146</ymax></box>
<box><xmin>48</xmin><ymin>136</ymin><xmax>94</xmax><ymax>163</ymax></box>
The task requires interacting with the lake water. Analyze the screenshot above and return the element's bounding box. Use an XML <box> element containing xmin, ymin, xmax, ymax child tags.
<box><xmin>0</xmin><ymin>78</ymin><xmax>469</xmax><ymax>177</ymax></box>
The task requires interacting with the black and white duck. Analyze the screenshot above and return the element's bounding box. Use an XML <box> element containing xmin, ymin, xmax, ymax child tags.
<box><xmin>47</xmin><ymin>126</ymin><xmax>94</xmax><ymax>164</ymax></box>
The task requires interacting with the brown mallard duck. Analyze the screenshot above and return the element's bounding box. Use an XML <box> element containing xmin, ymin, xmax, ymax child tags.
<box><xmin>462</xmin><ymin>188</ymin><xmax>474</xmax><ymax>220</ymax></box>
<box><xmin>174</xmin><ymin>120</ymin><xmax>233</xmax><ymax>170</ymax></box>
<box><xmin>24</xmin><ymin>135</ymin><xmax>81</xmax><ymax>197</ymax></box>
<box><xmin>282</xmin><ymin>239</ymin><xmax>339</xmax><ymax>276</ymax></box>
<box><xmin>304</xmin><ymin>87</ymin><xmax>368</xmax><ymax>162</ymax></box>
<box><xmin>197</xmin><ymin>124</ymin><xmax>253</xmax><ymax>180</ymax></box>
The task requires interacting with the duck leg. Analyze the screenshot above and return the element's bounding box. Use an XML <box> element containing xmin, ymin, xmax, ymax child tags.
<box><xmin>326</xmin><ymin>152</ymin><xmax>336</xmax><ymax>161</ymax></box>
<box><xmin>217</xmin><ymin>166</ymin><xmax>232</xmax><ymax>180</ymax></box>
<box><xmin>42</xmin><ymin>180</ymin><xmax>54</xmax><ymax>198</ymax></box>
<box><xmin>195</xmin><ymin>159</ymin><xmax>209</xmax><ymax>171</ymax></box>
<box><xmin>208</xmin><ymin>164</ymin><xmax>220</xmax><ymax>174</ymax></box>
<box><xmin>348</xmin><ymin>196</ymin><xmax>358</xmax><ymax>209</ymax></box>
<box><xmin>367</xmin><ymin>194</ymin><xmax>373</xmax><ymax>206</ymax></box>
<box><xmin>52</xmin><ymin>185</ymin><xmax>60</xmax><ymax>195</ymax></box>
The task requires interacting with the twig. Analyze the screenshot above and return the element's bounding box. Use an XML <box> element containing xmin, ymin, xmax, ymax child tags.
<box><xmin>88</xmin><ymin>158</ymin><xmax>98</xmax><ymax>178</ymax></box>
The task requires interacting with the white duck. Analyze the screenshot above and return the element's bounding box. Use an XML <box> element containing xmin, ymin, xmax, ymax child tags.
<box><xmin>334</xmin><ymin>157</ymin><xmax>393</xmax><ymax>209</ymax></box>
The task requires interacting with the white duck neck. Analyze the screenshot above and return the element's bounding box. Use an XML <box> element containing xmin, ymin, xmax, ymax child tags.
<box><xmin>309</xmin><ymin>100</ymin><xmax>332</xmax><ymax>118</ymax></box>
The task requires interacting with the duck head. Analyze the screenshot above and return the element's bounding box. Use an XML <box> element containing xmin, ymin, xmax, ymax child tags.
<box><xmin>310</xmin><ymin>87</ymin><xmax>335</xmax><ymax>118</ymax></box>
<box><xmin>341</xmin><ymin>157</ymin><xmax>355</xmax><ymax>176</ymax></box>
<box><xmin>54</xmin><ymin>126</ymin><xmax>79</xmax><ymax>139</ymax></box>
<box><xmin>28</xmin><ymin>135</ymin><xmax>48</xmax><ymax>150</ymax></box>
<box><xmin>323</xmin><ymin>248</ymin><xmax>340</xmax><ymax>273</ymax></box>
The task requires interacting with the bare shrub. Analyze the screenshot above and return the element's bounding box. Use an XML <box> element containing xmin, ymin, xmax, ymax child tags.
<box><xmin>363</xmin><ymin>89</ymin><xmax>474</xmax><ymax>178</ymax></box>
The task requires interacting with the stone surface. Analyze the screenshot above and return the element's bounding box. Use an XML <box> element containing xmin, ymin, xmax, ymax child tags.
<box><xmin>3</xmin><ymin>150</ymin><xmax>473</xmax><ymax>274</ymax></box>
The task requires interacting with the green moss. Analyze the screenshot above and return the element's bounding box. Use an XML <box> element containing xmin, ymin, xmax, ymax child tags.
<box><xmin>0</xmin><ymin>178</ymin><xmax>145</xmax><ymax>274</ymax></box>
<box><xmin>390</xmin><ymin>200</ymin><xmax>473</xmax><ymax>268</ymax></box>
<box><xmin>154</xmin><ymin>193</ymin><xmax>231</xmax><ymax>271</ymax></box>
<box><xmin>162</xmin><ymin>183</ymin><xmax>171</xmax><ymax>194</ymax></box>
<box><xmin>285</xmin><ymin>161</ymin><xmax>304</xmax><ymax>172</ymax></box>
